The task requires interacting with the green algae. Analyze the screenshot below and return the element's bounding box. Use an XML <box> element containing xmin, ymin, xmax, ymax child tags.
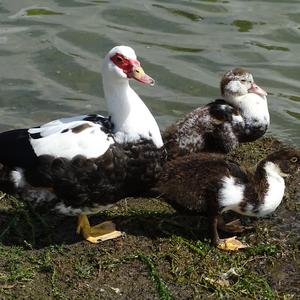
<box><xmin>138</xmin><ymin>253</ymin><xmax>172</xmax><ymax>300</ymax></box>
<box><xmin>26</xmin><ymin>8</ymin><xmax>64</xmax><ymax>16</ymax></box>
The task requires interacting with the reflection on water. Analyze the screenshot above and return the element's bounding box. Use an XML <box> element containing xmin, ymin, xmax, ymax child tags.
<box><xmin>0</xmin><ymin>0</ymin><xmax>299</xmax><ymax>145</ymax></box>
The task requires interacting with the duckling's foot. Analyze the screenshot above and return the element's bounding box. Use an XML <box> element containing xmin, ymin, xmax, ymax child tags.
<box><xmin>76</xmin><ymin>214</ymin><xmax>123</xmax><ymax>244</ymax></box>
<box><xmin>220</xmin><ymin>219</ymin><xmax>253</xmax><ymax>233</ymax></box>
<box><xmin>216</xmin><ymin>236</ymin><xmax>248</xmax><ymax>251</ymax></box>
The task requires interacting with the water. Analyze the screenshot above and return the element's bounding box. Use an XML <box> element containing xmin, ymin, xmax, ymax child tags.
<box><xmin>0</xmin><ymin>0</ymin><xmax>299</xmax><ymax>146</ymax></box>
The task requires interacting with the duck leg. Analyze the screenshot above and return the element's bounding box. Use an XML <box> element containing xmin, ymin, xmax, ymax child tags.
<box><xmin>76</xmin><ymin>214</ymin><xmax>123</xmax><ymax>243</ymax></box>
<box><xmin>210</xmin><ymin>214</ymin><xmax>248</xmax><ymax>251</ymax></box>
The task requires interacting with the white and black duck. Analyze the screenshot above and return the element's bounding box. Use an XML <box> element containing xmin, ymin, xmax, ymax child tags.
<box><xmin>157</xmin><ymin>148</ymin><xmax>300</xmax><ymax>250</ymax></box>
<box><xmin>163</xmin><ymin>67</ymin><xmax>270</xmax><ymax>160</ymax></box>
<box><xmin>0</xmin><ymin>46</ymin><xmax>165</xmax><ymax>243</ymax></box>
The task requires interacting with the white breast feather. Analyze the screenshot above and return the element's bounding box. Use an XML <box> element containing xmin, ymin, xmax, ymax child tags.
<box><xmin>29</xmin><ymin>120</ymin><xmax>114</xmax><ymax>160</ymax></box>
<box><xmin>257</xmin><ymin>162</ymin><xmax>285</xmax><ymax>217</ymax></box>
<box><xmin>238</xmin><ymin>94</ymin><xmax>270</xmax><ymax>125</ymax></box>
<box><xmin>115</xmin><ymin>100</ymin><xmax>163</xmax><ymax>148</ymax></box>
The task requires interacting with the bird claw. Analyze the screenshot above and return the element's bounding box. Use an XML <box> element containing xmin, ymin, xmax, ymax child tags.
<box><xmin>85</xmin><ymin>230</ymin><xmax>124</xmax><ymax>244</ymax></box>
<box><xmin>77</xmin><ymin>214</ymin><xmax>123</xmax><ymax>243</ymax></box>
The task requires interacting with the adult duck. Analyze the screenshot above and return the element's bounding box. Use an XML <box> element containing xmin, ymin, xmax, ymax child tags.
<box><xmin>157</xmin><ymin>148</ymin><xmax>300</xmax><ymax>250</ymax></box>
<box><xmin>163</xmin><ymin>68</ymin><xmax>269</xmax><ymax>160</ymax></box>
<box><xmin>0</xmin><ymin>46</ymin><xmax>165</xmax><ymax>243</ymax></box>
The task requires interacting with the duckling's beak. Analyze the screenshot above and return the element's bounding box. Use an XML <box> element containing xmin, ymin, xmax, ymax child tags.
<box><xmin>129</xmin><ymin>65</ymin><xmax>155</xmax><ymax>86</ymax></box>
<box><xmin>248</xmin><ymin>83</ymin><xmax>267</xmax><ymax>97</ymax></box>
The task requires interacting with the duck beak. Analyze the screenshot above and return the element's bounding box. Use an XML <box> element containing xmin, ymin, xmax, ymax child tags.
<box><xmin>248</xmin><ymin>83</ymin><xmax>267</xmax><ymax>97</ymax></box>
<box><xmin>129</xmin><ymin>65</ymin><xmax>155</xmax><ymax>86</ymax></box>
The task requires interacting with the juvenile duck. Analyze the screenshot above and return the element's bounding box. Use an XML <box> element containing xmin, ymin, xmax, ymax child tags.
<box><xmin>157</xmin><ymin>148</ymin><xmax>300</xmax><ymax>250</ymax></box>
<box><xmin>163</xmin><ymin>68</ymin><xmax>269</xmax><ymax>159</ymax></box>
<box><xmin>0</xmin><ymin>46</ymin><xmax>165</xmax><ymax>243</ymax></box>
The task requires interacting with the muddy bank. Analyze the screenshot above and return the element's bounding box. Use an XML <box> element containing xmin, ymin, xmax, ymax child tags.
<box><xmin>0</xmin><ymin>136</ymin><xmax>299</xmax><ymax>299</ymax></box>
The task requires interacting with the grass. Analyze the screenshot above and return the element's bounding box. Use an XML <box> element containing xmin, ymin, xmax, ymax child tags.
<box><xmin>138</xmin><ymin>253</ymin><xmax>172</xmax><ymax>300</ymax></box>
<box><xmin>0</xmin><ymin>137</ymin><xmax>299</xmax><ymax>299</ymax></box>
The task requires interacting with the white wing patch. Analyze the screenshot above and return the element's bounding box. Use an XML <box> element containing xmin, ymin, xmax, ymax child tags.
<box><xmin>219</xmin><ymin>176</ymin><xmax>245</xmax><ymax>213</ymax></box>
<box><xmin>10</xmin><ymin>168</ymin><xmax>26</xmax><ymax>188</ymax></box>
<box><xmin>29</xmin><ymin>114</ymin><xmax>108</xmax><ymax>131</ymax></box>
<box><xmin>29</xmin><ymin>118</ymin><xmax>115</xmax><ymax>160</ymax></box>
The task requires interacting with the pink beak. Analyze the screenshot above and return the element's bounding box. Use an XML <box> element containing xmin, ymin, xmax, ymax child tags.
<box><xmin>248</xmin><ymin>83</ymin><xmax>267</xmax><ymax>97</ymax></box>
<box><xmin>128</xmin><ymin>65</ymin><xmax>155</xmax><ymax>86</ymax></box>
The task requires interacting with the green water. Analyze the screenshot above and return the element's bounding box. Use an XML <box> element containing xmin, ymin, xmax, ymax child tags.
<box><xmin>0</xmin><ymin>0</ymin><xmax>299</xmax><ymax>145</ymax></box>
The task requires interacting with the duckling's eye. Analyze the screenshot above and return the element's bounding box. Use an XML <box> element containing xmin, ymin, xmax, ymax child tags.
<box><xmin>290</xmin><ymin>157</ymin><xmax>298</xmax><ymax>163</ymax></box>
<box><xmin>240</xmin><ymin>79</ymin><xmax>246</xmax><ymax>83</ymax></box>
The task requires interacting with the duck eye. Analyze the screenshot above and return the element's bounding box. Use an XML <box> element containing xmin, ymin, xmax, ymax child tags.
<box><xmin>116</xmin><ymin>56</ymin><xmax>123</xmax><ymax>62</ymax></box>
<box><xmin>290</xmin><ymin>157</ymin><xmax>298</xmax><ymax>163</ymax></box>
<box><xmin>240</xmin><ymin>79</ymin><xmax>246</xmax><ymax>83</ymax></box>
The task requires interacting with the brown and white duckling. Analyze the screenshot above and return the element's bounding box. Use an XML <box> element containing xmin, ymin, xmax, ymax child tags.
<box><xmin>157</xmin><ymin>148</ymin><xmax>300</xmax><ymax>251</ymax></box>
<box><xmin>0</xmin><ymin>46</ymin><xmax>165</xmax><ymax>243</ymax></box>
<box><xmin>163</xmin><ymin>68</ymin><xmax>269</xmax><ymax>160</ymax></box>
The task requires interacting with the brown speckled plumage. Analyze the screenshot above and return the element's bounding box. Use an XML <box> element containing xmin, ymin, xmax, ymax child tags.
<box><xmin>157</xmin><ymin>148</ymin><xmax>300</xmax><ymax>245</ymax></box>
<box><xmin>0</xmin><ymin>139</ymin><xmax>166</xmax><ymax>214</ymax></box>
<box><xmin>163</xmin><ymin>68</ymin><xmax>269</xmax><ymax>160</ymax></box>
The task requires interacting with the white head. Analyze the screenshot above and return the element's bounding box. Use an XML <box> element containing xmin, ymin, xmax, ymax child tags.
<box><xmin>220</xmin><ymin>67</ymin><xmax>267</xmax><ymax>105</ymax></box>
<box><xmin>102</xmin><ymin>45</ymin><xmax>155</xmax><ymax>85</ymax></box>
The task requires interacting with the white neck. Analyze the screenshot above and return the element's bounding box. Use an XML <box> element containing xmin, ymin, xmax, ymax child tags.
<box><xmin>103</xmin><ymin>77</ymin><xmax>131</xmax><ymax>128</ymax></box>
<box><xmin>258</xmin><ymin>162</ymin><xmax>285</xmax><ymax>216</ymax></box>
<box><xmin>103</xmin><ymin>76</ymin><xmax>163</xmax><ymax>148</ymax></box>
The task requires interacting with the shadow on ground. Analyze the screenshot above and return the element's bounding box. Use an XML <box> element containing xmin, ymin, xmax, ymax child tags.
<box><xmin>0</xmin><ymin>196</ymin><xmax>215</xmax><ymax>248</ymax></box>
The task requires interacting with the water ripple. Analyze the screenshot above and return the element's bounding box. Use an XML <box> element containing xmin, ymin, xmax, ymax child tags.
<box><xmin>102</xmin><ymin>8</ymin><xmax>192</xmax><ymax>34</ymax></box>
<box><xmin>0</xmin><ymin>0</ymin><xmax>299</xmax><ymax>146</ymax></box>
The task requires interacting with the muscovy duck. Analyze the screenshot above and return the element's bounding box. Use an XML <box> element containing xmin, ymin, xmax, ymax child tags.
<box><xmin>0</xmin><ymin>46</ymin><xmax>165</xmax><ymax>243</ymax></box>
<box><xmin>163</xmin><ymin>67</ymin><xmax>269</xmax><ymax>159</ymax></box>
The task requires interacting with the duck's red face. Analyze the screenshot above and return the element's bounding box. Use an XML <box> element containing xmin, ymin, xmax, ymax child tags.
<box><xmin>110</xmin><ymin>53</ymin><xmax>155</xmax><ymax>86</ymax></box>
